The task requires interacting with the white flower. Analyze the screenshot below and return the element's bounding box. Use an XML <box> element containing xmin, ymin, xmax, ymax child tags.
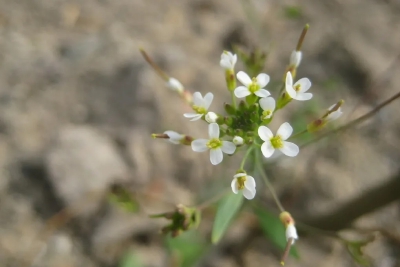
<box><xmin>191</xmin><ymin>123</ymin><xmax>236</xmax><ymax>165</ymax></box>
<box><xmin>285</xmin><ymin>72</ymin><xmax>312</xmax><ymax>101</ymax></box>
<box><xmin>231</xmin><ymin>173</ymin><xmax>256</xmax><ymax>200</ymax></box>
<box><xmin>220</xmin><ymin>51</ymin><xmax>237</xmax><ymax>70</ymax></box>
<box><xmin>258</xmin><ymin>122</ymin><xmax>299</xmax><ymax>158</ymax></box>
<box><xmin>326</xmin><ymin>104</ymin><xmax>343</xmax><ymax>122</ymax></box>
<box><xmin>184</xmin><ymin>92</ymin><xmax>214</xmax><ymax>121</ymax></box>
<box><xmin>290</xmin><ymin>50</ymin><xmax>302</xmax><ymax>68</ymax></box>
<box><xmin>164</xmin><ymin>131</ymin><xmax>184</xmax><ymax>145</ymax></box>
<box><xmin>166</xmin><ymin>77</ymin><xmax>184</xmax><ymax>93</ymax></box>
<box><xmin>234</xmin><ymin>71</ymin><xmax>271</xmax><ymax>98</ymax></box>
<box><xmin>259</xmin><ymin>97</ymin><xmax>275</xmax><ymax>120</ymax></box>
<box><xmin>233</xmin><ymin>136</ymin><xmax>244</xmax><ymax>146</ymax></box>
<box><xmin>205</xmin><ymin>112</ymin><xmax>218</xmax><ymax>123</ymax></box>
<box><xmin>286</xmin><ymin>224</ymin><xmax>298</xmax><ymax>245</ymax></box>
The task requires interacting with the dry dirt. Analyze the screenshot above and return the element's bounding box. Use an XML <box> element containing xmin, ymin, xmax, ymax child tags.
<box><xmin>0</xmin><ymin>0</ymin><xmax>400</xmax><ymax>266</ymax></box>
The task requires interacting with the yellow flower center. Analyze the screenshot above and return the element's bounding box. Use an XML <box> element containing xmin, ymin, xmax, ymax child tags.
<box><xmin>206</xmin><ymin>138</ymin><xmax>222</xmax><ymax>149</ymax></box>
<box><xmin>270</xmin><ymin>136</ymin><xmax>283</xmax><ymax>149</ymax></box>
<box><xmin>262</xmin><ymin>110</ymin><xmax>272</xmax><ymax>119</ymax></box>
<box><xmin>294</xmin><ymin>84</ymin><xmax>301</xmax><ymax>92</ymax></box>
<box><xmin>236</xmin><ymin>175</ymin><xmax>247</xmax><ymax>190</ymax></box>
<box><xmin>248</xmin><ymin>78</ymin><xmax>260</xmax><ymax>93</ymax></box>
<box><xmin>192</xmin><ymin>105</ymin><xmax>207</xmax><ymax>114</ymax></box>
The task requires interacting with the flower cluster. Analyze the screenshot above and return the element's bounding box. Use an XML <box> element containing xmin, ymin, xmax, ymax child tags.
<box><xmin>153</xmin><ymin>49</ymin><xmax>343</xmax><ymax>201</ymax></box>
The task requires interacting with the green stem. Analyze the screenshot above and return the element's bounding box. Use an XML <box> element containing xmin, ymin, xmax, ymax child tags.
<box><xmin>288</xmin><ymin>129</ymin><xmax>308</xmax><ymax>140</ymax></box>
<box><xmin>231</xmin><ymin>92</ymin><xmax>237</xmax><ymax>109</ymax></box>
<box><xmin>255</xmin><ymin>150</ymin><xmax>285</xmax><ymax>212</ymax></box>
<box><xmin>240</xmin><ymin>146</ymin><xmax>254</xmax><ymax>169</ymax></box>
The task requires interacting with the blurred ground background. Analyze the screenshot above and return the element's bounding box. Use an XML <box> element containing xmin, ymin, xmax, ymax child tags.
<box><xmin>0</xmin><ymin>0</ymin><xmax>400</xmax><ymax>266</ymax></box>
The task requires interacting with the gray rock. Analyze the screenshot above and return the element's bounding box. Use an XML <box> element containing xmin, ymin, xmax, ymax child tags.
<box><xmin>46</xmin><ymin>126</ymin><xmax>129</xmax><ymax>216</ymax></box>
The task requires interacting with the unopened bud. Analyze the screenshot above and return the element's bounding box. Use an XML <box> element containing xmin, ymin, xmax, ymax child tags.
<box><xmin>233</xmin><ymin>136</ymin><xmax>244</xmax><ymax>146</ymax></box>
<box><xmin>166</xmin><ymin>77</ymin><xmax>184</xmax><ymax>93</ymax></box>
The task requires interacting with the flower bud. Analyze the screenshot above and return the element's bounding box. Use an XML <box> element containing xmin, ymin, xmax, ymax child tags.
<box><xmin>205</xmin><ymin>112</ymin><xmax>218</xmax><ymax>123</ymax></box>
<box><xmin>289</xmin><ymin>50</ymin><xmax>302</xmax><ymax>68</ymax></box>
<box><xmin>166</xmin><ymin>77</ymin><xmax>184</xmax><ymax>93</ymax></box>
<box><xmin>233</xmin><ymin>136</ymin><xmax>244</xmax><ymax>146</ymax></box>
<box><xmin>224</xmin><ymin>103</ymin><xmax>236</xmax><ymax>115</ymax></box>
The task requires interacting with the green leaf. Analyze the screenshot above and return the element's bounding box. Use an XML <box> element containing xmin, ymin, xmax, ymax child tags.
<box><xmin>254</xmin><ymin>206</ymin><xmax>300</xmax><ymax>259</ymax></box>
<box><xmin>211</xmin><ymin>192</ymin><xmax>244</xmax><ymax>243</ymax></box>
<box><xmin>345</xmin><ymin>238</ymin><xmax>373</xmax><ymax>266</ymax></box>
<box><xmin>166</xmin><ymin>230</ymin><xmax>206</xmax><ymax>267</ymax></box>
<box><xmin>119</xmin><ymin>251</ymin><xmax>142</xmax><ymax>267</ymax></box>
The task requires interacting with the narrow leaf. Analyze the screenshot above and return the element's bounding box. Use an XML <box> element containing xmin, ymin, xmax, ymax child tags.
<box><xmin>211</xmin><ymin>193</ymin><xmax>243</xmax><ymax>243</ymax></box>
<box><xmin>254</xmin><ymin>206</ymin><xmax>300</xmax><ymax>258</ymax></box>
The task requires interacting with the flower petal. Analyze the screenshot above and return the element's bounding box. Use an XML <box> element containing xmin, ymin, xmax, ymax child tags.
<box><xmin>326</xmin><ymin>109</ymin><xmax>342</xmax><ymax>121</ymax></box>
<box><xmin>258</xmin><ymin>126</ymin><xmax>273</xmax><ymax>141</ymax></box>
<box><xmin>184</xmin><ymin>113</ymin><xmax>203</xmax><ymax>121</ymax></box>
<box><xmin>242</xmin><ymin>187</ymin><xmax>256</xmax><ymax>200</ymax></box>
<box><xmin>210</xmin><ymin>148</ymin><xmax>223</xmax><ymax>165</ymax></box>
<box><xmin>203</xmin><ymin>92</ymin><xmax>214</xmax><ymax>109</ymax></box>
<box><xmin>276</xmin><ymin>122</ymin><xmax>293</xmax><ymax>140</ymax></box>
<box><xmin>294</xmin><ymin>92</ymin><xmax>313</xmax><ymax>101</ymax></box>
<box><xmin>259</xmin><ymin>97</ymin><xmax>276</xmax><ymax>111</ymax></box>
<box><xmin>294</xmin><ymin>78</ymin><xmax>311</xmax><ymax>93</ymax></box>
<box><xmin>220</xmin><ymin>59</ymin><xmax>231</xmax><ymax>69</ymax></box>
<box><xmin>192</xmin><ymin>92</ymin><xmax>203</xmax><ymax>106</ymax></box>
<box><xmin>231</xmin><ymin>178</ymin><xmax>238</xmax><ymax>194</ymax></box>
<box><xmin>191</xmin><ymin>139</ymin><xmax>208</xmax><ymax>152</ymax></box>
<box><xmin>221</xmin><ymin>141</ymin><xmax>236</xmax><ymax>154</ymax></box>
<box><xmin>208</xmin><ymin>123</ymin><xmax>220</xmax><ymax>139</ymax></box>
<box><xmin>285</xmin><ymin>72</ymin><xmax>297</xmax><ymax>98</ymax></box>
<box><xmin>234</xmin><ymin>86</ymin><xmax>251</xmax><ymax>98</ymax></box>
<box><xmin>244</xmin><ymin>176</ymin><xmax>256</xmax><ymax>190</ymax></box>
<box><xmin>164</xmin><ymin>131</ymin><xmax>183</xmax><ymax>144</ymax></box>
<box><xmin>233</xmin><ymin>173</ymin><xmax>246</xmax><ymax>179</ymax></box>
<box><xmin>280</xmin><ymin>141</ymin><xmax>299</xmax><ymax>157</ymax></box>
<box><xmin>256</xmin><ymin>73</ymin><xmax>270</xmax><ymax>88</ymax></box>
<box><xmin>237</xmin><ymin>71</ymin><xmax>252</xmax><ymax>86</ymax></box>
<box><xmin>254</xmin><ymin>89</ymin><xmax>271</xmax><ymax>98</ymax></box>
<box><xmin>286</xmin><ymin>224</ymin><xmax>298</xmax><ymax>244</ymax></box>
<box><xmin>261</xmin><ymin>141</ymin><xmax>275</xmax><ymax>158</ymax></box>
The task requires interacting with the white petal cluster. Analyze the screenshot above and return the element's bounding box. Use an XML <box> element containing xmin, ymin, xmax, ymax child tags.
<box><xmin>326</xmin><ymin>104</ymin><xmax>343</xmax><ymax>122</ymax></box>
<box><xmin>259</xmin><ymin>97</ymin><xmax>275</xmax><ymax>120</ymax></box>
<box><xmin>258</xmin><ymin>122</ymin><xmax>299</xmax><ymax>158</ymax></box>
<box><xmin>231</xmin><ymin>173</ymin><xmax>256</xmax><ymax>199</ymax></box>
<box><xmin>166</xmin><ymin>77</ymin><xmax>184</xmax><ymax>93</ymax></box>
<box><xmin>290</xmin><ymin>50</ymin><xmax>302</xmax><ymax>68</ymax></box>
<box><xmin>220</xmin><ymin>51</ymin><xmax>237</xmax><ymax>70</ymax></box>
<box><xmin>285</xmin><ymin>72</ymin><xmax>312</xmax><ymax>101</ymax></box>
<box><xmin>234</xmin><ymin>71</ymin><xmax>271</xmax><ymax>98</ymax></box>
<box><xmin>184</xmin><ymin>92</ymin><xmax>214</xmax><ymax>121</ymax></box>
<box><xmin>191</xmin><ymin>123</ymin><xmax>236</xmax><ymax>165</ymax></box>
<box><xmin>164</xmin><ymin>131</ymin><xmax>184</xmax><ymax>145</ymax></box>
<box><xmin>286</xmin><ymin>224</ymin><xmax>298</xmax><ymax>245</ymax></box>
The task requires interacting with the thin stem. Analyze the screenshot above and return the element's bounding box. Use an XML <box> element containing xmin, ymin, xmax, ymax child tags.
<box><xmin>296</xmin><ymin>24</ymin><xmax>309</xmax><ymax>51</ymax></box>
<box><xmin>240</xmin><ymin>146</ymin><xmax>254</xmax><ymax>169</ymax></box>
<box><xmin>196</xmin><ymin>189</ymin><xmax>230</xmax><ymax>210</ymax></box>
<box><xmin>139</xmin><ymin>48</ymin><xmax>169</xmax><ymax>81</ymax></box>
<box><xmin>301</xmin><ymin>90</ymin><xmax>400</xmax><ymax>148</ymax></box>
<box><xmin>288</xmin><ymin>129</ymin><xmax>307</xmax><ymax>140</ymax></box>
<box><xmin>255</xmin><ymin>150</ymin><xmax>285</xmax><ymax>212</ymax></box>
<box><xmin>231</xmin><ymin>92</ymin><xmax>237</xmax><ymax>109</ymax></box>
